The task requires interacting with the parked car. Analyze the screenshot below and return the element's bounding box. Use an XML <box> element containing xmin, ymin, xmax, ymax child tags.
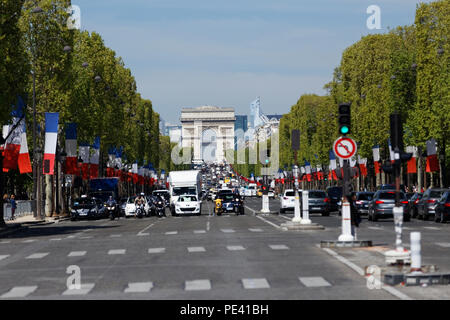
<box><xmin>326</xmin><ymin>186</ymin><xmax>342</xmax><ymax>213</ymax></box>
<box><xmin>70</xmin><ymin>196</ymin><xmax>105</xmax><ymax>221</ymax></box>
<box><xmin>307</xmin><ymin>190</ymin><xmax>330</xmax><ymax>216</ymax></box>
<box><xmin>409</xmin><ymin>192</ymin><xmax>423</xmax><ymax>218</ymax></box>
<box><xmin>343</xmin><ymin>192</ymin><xmax>374</xmax><ymax>216</ymax></box>
<box><xmin>368</xmin><ymin>191</ymin><xmax>410</xmax><ymax>222</ymax></box>
<box><xmin>280</xmin><ymin>189</ymin><xmax>296</xmax><ymax>213</ymax></box>
<box><xmin>173</xmin><ymin>194</ymin><xmax>201</xmax><ymax>216</ymax></box>
<box><xmin>124</xmin><ymin>196</ymin><xmax>150</xmax><ymax>217</ymax></box>
<box><xmin>416</xmin><ymin>188</ymin><xmax>448</xmax><ymax>220</ymax></box>
<box><xmin>434</xmin><ymin>191</ymin><xmax>450</xmax><ymax>223</ymax></box>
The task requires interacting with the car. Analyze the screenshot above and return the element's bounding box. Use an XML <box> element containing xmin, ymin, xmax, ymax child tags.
<box><xmin>124</xmin><ymin>196</ymin><xmax>151</xmax><ymax>217</ymax></box>
<box><xmin>353</xmin><ymin>192</ymin><xmax>375</xmax><ymax>215</ymax></box>
<box><xmin>119</xmin><ymin>197</ymin><xmax>128</xmax><ymax>216</ymax></box>
<box><xmin>416</xmin><ymin>188</ymin><xmax>448</xmax><ymax>220</ymax></box>
<box><xmin>326</xmin><ymin>186</ymin><xmax>342</xmax><ymax>212</ymax></box>
<box><xmin>377</xmin><ymin>184</ymin><xmax>406</xmax><ymax>193</ymax></box>
<box><xmin>70</xmin><ymin>196</ymin><xmax>104</xmax><ymax>220</ymax></box>
<box><xmin>174</xmin><ymin>194</ymin><xmax>201</xmax><ymax>216</ymax></box>
<box><xmin>268</xmin><ymin>190</ymin><xmax>275</xmax><ymax>198</ymax></box>
<box><xmin>307</xmin><ymin>190</ymin><xmax>330</xmax><ymax>216</ymax></box>
<box><xmin>216</xmin><ymin>192</ymin><xmax>244</xmax><ymax>214</ymax></box>
<box><xmin>152</xmin><ymin>190</ymin><xmax>170</xmax><ymax>206</ymax></box>
<box><xmin>280</xmin><ymin>189</ymin><xmax>296</xmax><ymax>213</ymax></box>
<box><xmin>368</xmin><ymin>190</ymin><xmax>410</xmax><ymax>222</ymax></box>
<box><xmin>409</xmin><ymin>192</ymin><xmax>423</xmax><ymax>218</ymax></box>
<box><xmin>434</xmin><ymin>191</ymin><xmax>450</xmax><ymax>223</ymax></box>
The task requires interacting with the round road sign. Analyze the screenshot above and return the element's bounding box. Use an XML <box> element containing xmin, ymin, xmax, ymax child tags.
<box><xmin>333</xmin><ymin>137</ymin><xmax>357</xmax><ymax>159</ymax></box>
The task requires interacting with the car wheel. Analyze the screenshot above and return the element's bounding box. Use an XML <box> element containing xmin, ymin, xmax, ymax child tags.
<box><xmin>423</xmin><ymin>212</ymin><xmax>429</xmax><ymax>221</ymax></box>
<box><xmin>372</xmin><ymin>213</ymin><xmax>378</xmax><ymax>222</ymax></box>
<box><xmin>280</xmin><ymin>208</ymin><xmax>285</xmax><ymax>213</ymax></box>
<box><xmin>434</xmin><ymin>213</ymin><xmax>440</xmax><ymax>223</ymax></box>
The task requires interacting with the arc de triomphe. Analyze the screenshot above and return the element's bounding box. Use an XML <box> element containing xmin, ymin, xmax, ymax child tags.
<box><xmin>181</xmin><ymin>106</ymin><xmax>235</xmax><ymax>164</ymax></box>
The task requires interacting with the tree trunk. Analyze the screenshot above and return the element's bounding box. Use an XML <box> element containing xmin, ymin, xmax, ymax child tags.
<box><xmin>45</xmin><ymin>174</ymin><xmax>52</xmax><ymax>217</ymax></box>
<box><xmin>418</xmin><ymin>155</ymin><xmax>423</xmax><ymax>192</ymax></box>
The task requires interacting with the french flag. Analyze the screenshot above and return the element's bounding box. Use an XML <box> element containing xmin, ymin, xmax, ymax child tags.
<box><xmin>64</xmin><ymin>123</ymin><xmax>78</xmax><ymax>175</ymax></box>
<box><xmin>372</xmin><ymin>145</ymin><xmax>381</xmax><ymax>174</ymax></box>
<box><xmin>329</xmin><ymin>149</ymin><xmax>338</xmax><ymax>180</ymax></box>
<box><xmin>3</xmin><ymin>97</ymin><xmax>26</xmax><ymax>171</ymax></box>
<box><xmin>106</xmin><ymin>146</ymin><xmax>116</xmax><ymax>177</ymax></box>
<box><xmin>89</xmin><ymin>137</ymin><xmax>100</xmax><ymax>179</ymax></box>
<box><xmin>132</xmin><ymin>161</ymin><xmax>139</xmax><ymax>184</ymax></box>
<box><xmin>426</xmin><ymin>139</ymin><xmax>439</xmax><ymax>172</ymax></box>
<box><xmin>18</xmin><ymin>120</ymin><xmax>32</xmax><ymax>174</ymax></box>
<box><xmin>358</xmin><ymin>155</ymin><xmax>368</xmax><ymax>177</ymax></box>
<box><xmin>78</xmin><ymin>142</ymin><xmax>90</xmax><ymax>180</ymax></box>
<box><xmin>43</xmin><ymin>113</ymin><xmax>59</xmax><ymax>175</ymax></box>
<box><xmin>406</xmin><ymin>146</ymin><xmax>417</xmax><ymax>174</ymax></box>
<box><xmin>388</xmin><ymin>139</ymin><xmax>395</xmax><ymax>163</ymax></box>
<box><xmin>305</xmin><ymin>161</ymin><xmax>312</xmax><ymax>182</ymax></box>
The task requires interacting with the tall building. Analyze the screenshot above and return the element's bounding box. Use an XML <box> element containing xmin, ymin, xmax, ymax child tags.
<box><xmin>234</xmin><ymin>115</ymin><xmax>248</xmax><ymax>150</ymax></box>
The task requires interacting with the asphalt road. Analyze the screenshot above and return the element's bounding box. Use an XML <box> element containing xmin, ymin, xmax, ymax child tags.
<box><xmin>0</xmin><ymin>196</ymin><xmax>449</xmax><ymax>300</ymax></box>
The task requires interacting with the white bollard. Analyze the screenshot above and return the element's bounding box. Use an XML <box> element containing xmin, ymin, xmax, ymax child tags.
<box><xmin>300</xmin><ymin>190</ymin><xmax>311</xmax><ymax>225</ymax></box>
<box><xmin>393</xmin><ymin>206</ymin><xmax>404</xmax><ymax>251</ymax></box>
<box><xmin>410</xmin><ymin>232</ymin><xmax>422</xmax><ymax>273</ymax></box>
<box><xmin>261</xmin><ymin>194</ymin><xmax>270</xmax><ymax>213</ymax></box>
<box><xmin>292</xmin><ymin>189</ymin><xmax>302</xmax><ymax>223</ymax></box>
<box><xmin>338</xmin><ymin>200</ymin><xmax>354</xmax><ymax>242</ymax></box>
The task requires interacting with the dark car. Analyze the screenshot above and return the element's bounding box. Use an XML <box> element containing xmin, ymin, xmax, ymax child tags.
<box><xmin>409</xmin><ymin>193</ymin><xmax>423</xmax><ymax>218</ymax></box>
<box><xmin>368</xmin><ymin>191</ymin><xmax>410</xmax><ymax>222</ymax></box>
<box><xmin>417</xmin><ymin>188</ymin><xmax>448</xmax><ymax>220</ymax></box>
<box><xmin>353</xmin><ymin>192</ymin><xmax>375</xmax><ymax>215</ymax></box>
<box><xmin>70</xmin><ymin>196</ymin><xmax>105</xmax><ymax>221</ymax></box>
<box><xmin>377</xmin><ymin>184</ymin><xmax>406</xmax><ymax>192</ymax></box>
<box><xmin>435</xmin><ymin>191</ymin><xmax>450</xmax><ymax>223</ymax></box>
<box><xmin>307</xmin><ymin>190</ymin><xmax>330</xmax><ymax>216</ymax></box>
<box><xmin>326</xmin><ymin>186</ymin><xmax>342</xmax><ymax>212</ymax></box>
<box><xmin>152</xmin><ymin>190</ymin><xmax>170</xmax><ymax>206</ymax></box>
<box><xmin>217</xmin><ymin>193</ymin><xmax>237</xmax><ymax>214</ymax></box>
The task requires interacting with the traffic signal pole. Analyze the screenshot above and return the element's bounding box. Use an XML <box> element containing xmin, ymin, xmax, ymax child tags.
<box><xmin>339</xmin><ymin>159</ymin><xmax>354</xmax><ymax>241</ymax></box>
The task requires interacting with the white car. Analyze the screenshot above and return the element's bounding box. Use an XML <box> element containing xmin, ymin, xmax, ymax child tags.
<box><xmin>174</xmin><ymin>195</ymin><xmax>201</xmax><ymax>216</ymax></box>
<box><xmin>280</xmin><ymin>189</ymin><xmax>297</xmax><ymax>213</ymax></box>
<box><xmin>268</xmin><ymin>190</ymin><xmax>275</xmax><ymax>198</ymax></box>
<box><xmin>125</xmin><ymin>196</ymin><xmax>150</xmax><ymax>217</ymax></box>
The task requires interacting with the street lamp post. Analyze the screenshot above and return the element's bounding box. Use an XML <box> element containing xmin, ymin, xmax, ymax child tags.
<box><xmin>292</xmin><ymin>165</ymin><xmax>302</xmax><ymax>223</ymax></box>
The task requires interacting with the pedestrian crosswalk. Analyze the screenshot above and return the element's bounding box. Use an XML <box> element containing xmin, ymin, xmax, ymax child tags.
<box><xmin>0</xmin><ymin>276</ymin><xmax>333</xmax><ymax>298</ymax></box>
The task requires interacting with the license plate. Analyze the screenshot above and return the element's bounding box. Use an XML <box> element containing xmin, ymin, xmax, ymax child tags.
<box><xmin>311</xmin><ymin>207</ymin><xmax>320</xmax><ymax>210</ymax></box>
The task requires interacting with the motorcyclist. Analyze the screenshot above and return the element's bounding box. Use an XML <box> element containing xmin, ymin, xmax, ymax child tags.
<box><xmin>214</xmin><ymin>195</ymin><xmax>223</xmax><ymax>215</ymax></box>
<box><xmin>106</xmin><ymin>196</ymin><xmax>118</xmax><ymax>219</ymax></box>
<box><xmin>134</xmin><ymin>193</ymin><xmax>146</xmax><ymax>217</ymax></box>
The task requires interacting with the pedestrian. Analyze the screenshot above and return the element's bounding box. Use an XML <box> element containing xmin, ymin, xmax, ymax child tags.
<box><xmin>348</xmin><ymin>194</ymin><xmax>361</xmax><ymax>240</ymax></box>
<box><xmin>10</xmin><ymin>194</ymin><xmax>17</xmax><ymax>220</ymax></box>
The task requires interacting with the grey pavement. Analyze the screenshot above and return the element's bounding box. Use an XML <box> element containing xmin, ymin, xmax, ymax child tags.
<box><xmin>0</xmin><ymin>196</ymin><xmax>448</xmax><ymax>300</ymax></box>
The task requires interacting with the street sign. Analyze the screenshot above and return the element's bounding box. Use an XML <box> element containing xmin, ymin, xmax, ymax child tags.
<box><xmin>333</xmin><ymin>137</ymin><xmax>357</xmax><ymax>160</ymax></box>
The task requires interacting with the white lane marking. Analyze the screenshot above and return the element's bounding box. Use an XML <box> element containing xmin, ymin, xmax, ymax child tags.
<box><xmin>0</xmin><ymin>241</ymin><xmax>11</xmax><ymax>244</ymax></box>
<box><xmin>137</xmin><ymin>222</ymin><xmax>156</xmax><ymax>236</ymax></box>
<box><xmin>187</xmin><ymin>247</ymin><xmax>206</xmax><ymax>253</ymax></box>
<box><xmin>206</xmin><ymin>221</ymin><xmax>210</xmax><ymax>231</ymax></box>
<box><xmin>110</xmin><ymin>234</ymin><xmax>122</xmax><ymax>238</ymax></box>
<box><xmin>227</xmin><ymin>246</ymin><xmax>245</xmax><ymax>251</ymax></box>
<box><xmin>22</xmin><ymin>239</ymin><xmax>36</xmax><ymax>243</ymax></box>
<box><xmin>321</xmin><ymin>247</ymin><xmax>413</xmax><ymax>300</ymax></box>
<box><xmin>26</xmin><ymin>253</ymin><xmax>49</xmax><ymax>259</ymax></box>
<box><xmin>62</xmin><ymin>283</ymin><xmax>95</xmax><ymax>296</ymax></box>
<box><xmin>424</xmin><ymin>227</ymin><xmax>441</xmax><ymax>231</ymax></box>
<box><xmin>299</xmin><ymin>277</ymin><xmax>331</xmax><ymax>287</ymax></box>
<box><xmin>108</xmin><ymin>249</ymin><xmax>126</xmax><ymax>255</ymax></box>
<box><xmin>124</xmin><ymin>282</ymin><xmax>153</xmax><ymax>293</ymax></box>
<box><xmin>0</xmin><ymin>255</ymin><xmax>10</xmax><ymax>261</ymax></box>
<box><xmin>221</xmin><ymin>229</ymin><xmax>235</xmax><ymax>233</ymax></box>
<box><xmin>368</xmin><ymin>227</ymin><xmax>383</xmax><ymax>230</ymax></box>
<box><xmin>242</xmin><ymin>278</ymin><xmax>270</xmax><ymax>289</ymax></box>
<box><xmin>435</xmin><ymin>243</ymin><xmax>450</xmax><ymax>248</ymax></box>
<box><xmin>165</xmin><ymin>231</ymin><xmax>178</xmax><ymax>235</ymax></box>
<box><xmin>249</xmin><ymin>228</ymin><xmax>263</xmax><ymax>232</ymax></box>
<box><xmin>269</xmin><ymin>245</ymin><xmax>289</xmax><ymax>250</ymax></box>
<box><xmin>49</xmin><ymin>238</ymin><xmax>62</xmax><ymax>241</ymax></box>
<box><xmin>68</xmin><ymin>251</ymin><xmax>87</xmax><ymax>257</ymax></box>
<box><xmin>194</xmin><ymin>230</ymin><xmax>206</xmax><ymax>234</ymax></box>
<box><xmin>256</xmin><ymin>215</ymin><xmax>281</xmax><ymax>230</ymax></box>
<box><xmin>1</xmin><ymin>286</ymin><xmax>38</xmax><ymax>298</ymax></box>
<box><xmin>148</xmin><ymin>248</ymin><xmax>166</xmax><ymax>254</ymax></box>
<box><xmin>279</xmin><ymin>215</ymin><xmax>292</xmax><ymax>221</ymax></box>
<box><xmin>185</xmin><ymin>280</ymin><xmax>211</xmax><ymax>291</ymax></box>
<box><xmin>79</xmin><ymin>236</ymin><xmax>93</xmax><ymax>239</ymax></box>
<box><xmin>137</xmin><ymin>233</ymin><xmax>150</xmax><ymax>236</ymax></box>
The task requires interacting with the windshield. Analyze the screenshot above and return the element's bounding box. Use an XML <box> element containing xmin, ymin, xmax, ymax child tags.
<box><xmin>357</xmin><ymin>193</ymin><xmax>374</xmax><ymax>201</ymax></box>
<box><xmin>379</xmin><ymin>192</ymin><xmax>406</xmax><ymax>200</ymax></box>
<box><xmin>219</xmin><ymin>194</ymin><xmax>234</xmax><ymax>201</ymax></box>
<box><xmin>173</xmin><ymin>187</ymin><xmax>196</xmax><ymax>196</ymax></box>
<box><xmin>327</xmin><ymin>187</ymin><xmax>342</xmax><ymax>198</ymax></box>
<box><xmin>309</xmin><ymin>191</ymin><xmax>327</xmax><ymax>198</ymax></box>
<box><xmin>73</xmin><ymin>198</ymin><xmax>95</xmax><ymax>206</ymax></box>
<box><xmin>89</xmin><ymin>192</ymin><xmax>114</xmax><ymax>202</ymax></box>
<box><xmin>178</xmin><ymin>196</ymin><xmax>197</xmax><ymax>202</ymax></box>
<box><xmin>430</xmin><ymin>190</ymin><xmax>445</xmax><ymax>198</ymax></box>
<box><xmin>285</xmin><ymin>191</ymin><xmax>295</xmax><ymax>197</ymax></box>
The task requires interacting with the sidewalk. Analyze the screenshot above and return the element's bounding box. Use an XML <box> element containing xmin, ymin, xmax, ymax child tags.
<box><xmin>0</xmin><ymin>214</ymin><xmax>71</xmax><ymax>237</ymax></box>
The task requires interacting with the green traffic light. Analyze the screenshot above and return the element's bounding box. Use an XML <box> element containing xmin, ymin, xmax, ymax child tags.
<box><xmin>340</xmin><ymin>126</ymin><xmax>349</xmax><ymax>135</ymax></box>
<box><xmin>265</xmin><ymin>159</ymin><xmax>269</xmax><ymax>164</ymax></box>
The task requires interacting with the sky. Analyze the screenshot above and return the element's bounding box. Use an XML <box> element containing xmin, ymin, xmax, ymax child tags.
<box><xmin>74</xmin><ymin>0</ymin><xmax>433</xmax><ymax>124</ymax></box>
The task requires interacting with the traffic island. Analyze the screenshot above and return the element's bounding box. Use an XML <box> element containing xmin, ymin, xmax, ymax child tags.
<box><xmin>281</xmin><ymin>221</ymin><xmax>325</xmax><ymax>231</ymax></box>
<box><xmin>372</xmin><ymin>265</ymin><xmax>450</xmax><ymax>286</ymax></box>
<box><xmin>320</xmin><ymin>240</ymin><xmax>373</xmax><ymax>248</ymax></box>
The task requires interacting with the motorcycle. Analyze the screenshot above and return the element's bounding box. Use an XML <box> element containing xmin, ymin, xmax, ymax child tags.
<box><xmin>136</xmin><ymin>203</ymin><xmax>144</xmax><ymax>219</ymax></box>
<box><xmin>214</xmin><ymin>199</ymin><xmax>223</xmax><ymax>216</ymax></box>
<box><xmin>155</xmin><ymin>198</ymin><xmax>166</xmax><ymax>218</ymax></box>
<box><xmin>105</xmin><ymin>202</ymin><xmax>118</xmax><ymax>220</ymax></box>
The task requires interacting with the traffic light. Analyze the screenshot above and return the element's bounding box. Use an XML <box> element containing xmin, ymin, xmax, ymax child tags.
<box><xmin>338</xmin><ymin>103</ymin><xmax>351</xmax><ymax>135</ymax></box>
<box><xmin>390</xmin><ymin>113</ymin><xmax>404</xmax><ymax>152</ymax></box>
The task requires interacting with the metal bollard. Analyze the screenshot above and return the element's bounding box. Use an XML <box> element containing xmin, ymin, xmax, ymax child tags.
<box><xmin>410</xmin><ymin>232</ymin><xmax>422</xmax><ymax>273</ymax></box>
<box><xmin>300</xmin><ymin>190</ymin><xmax>311</xmax><ymax>225</ymax></box>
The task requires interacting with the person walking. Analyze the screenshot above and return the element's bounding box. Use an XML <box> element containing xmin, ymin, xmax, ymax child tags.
<box><xmin>10</xmin><ymin>194</ymin><xmax>17</xmax><ymax>220</ymax></box>
<box><xmin>349</xmin><ymin>193</ymin><xmax>361</xmax><ymax>240</ymax></box>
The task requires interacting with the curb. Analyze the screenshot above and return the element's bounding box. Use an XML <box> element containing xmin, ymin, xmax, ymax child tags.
<box><xmin>0</xmin><ymin>224</ymin><xmax>28</xmax><ymax>237</ymax></box>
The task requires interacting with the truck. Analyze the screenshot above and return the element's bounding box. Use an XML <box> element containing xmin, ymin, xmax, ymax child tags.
<box><xmin>168</xmin><ymin>170</ymin><xmax>202</xmax><ymax>214</ymax></box>
<box><xmin>88</xmin><ymin>177</ymin><xmax>124</xmax><ymax>203</ymax></box>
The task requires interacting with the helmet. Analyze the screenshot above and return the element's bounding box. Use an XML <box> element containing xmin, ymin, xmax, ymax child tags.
<box><xmin>140</xmin><ymin>193</ymin><xmax>145</xmax><ymax>196</ymax></box>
